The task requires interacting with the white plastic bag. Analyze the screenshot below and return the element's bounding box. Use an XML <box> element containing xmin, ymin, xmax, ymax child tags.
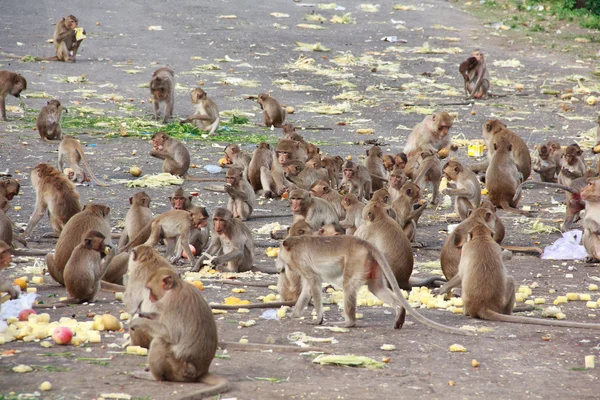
<box><xmin>0</xmin><ymin>292</ymin><xmax>37</xmax><ymax>321</ymax></box>
<box><xmin>541</xmin><ymin>230</ymin><xmax>588</xmax><ymax>260</ymax></box>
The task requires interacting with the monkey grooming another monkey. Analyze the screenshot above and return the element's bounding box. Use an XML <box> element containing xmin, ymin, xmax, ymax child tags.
<box><xmin>442</xmin><ymin>160</ymin><xmax>481</xmax><ymax>220</ymax></box>
<box><xmin>180</xmin><ymin>87</ymin><xmax>220</xmax><ymax>135</ymax></box>
<box><xmin>258</xmin><ymin>93</ymin><xmax>286</xmax><ymax>127</ymax></box>
<box><xmin>403</xmin><ymin>112</ymin><xmax>454</xmax><ymax>156</ymax></box>
<box><xmin>0</xmin><ymin>240</ymin><xmax>19</xmax><ymax>299</ymax></box>
<box><xmin>58</xmin><ymin>136</ymin><xmax>109</xmax><ymax>186</ymax></box>
<box><xmin>63</xmin><ymin>231</ymin><xmax>116</xmax><ymax>304</ymax></box>
<box><xmin>36</xmin><ymin>100</ymin><xmax>67</xmax><ymax>142</ymax></box>
<box><xmin>225</xmin><ymin>168</ymin><xmax>256</xmax><ymax>221</ymax></box>
<box><xmin>259</xmin><ymin>139</ymin><xmax>305</xmax><ymax>198</ymax></box>
<box><xmin>150</xmin><ymin>68</ymin><xmax>174</xmax><ymax>123</ymax></box>
<box><xmin>278</xmin><ymin>235</ymin><xmax>468</xmax><ymax>334</ymax></box>
<box><xmin>24</xmin><ymin>163</ymin><xmax>81</xmax><ymax>238</ymax></box>
<box><xmin>0</xmin><ymin>70</ymin><xmax>27</xmax><ymax>121</ymax></box>
<box><xmin>193</xmin><ymin>208</ymin><xmax>254</xmax><ymax>273</ymax></box>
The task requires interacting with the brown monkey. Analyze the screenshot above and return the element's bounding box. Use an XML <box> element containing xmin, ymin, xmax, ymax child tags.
<box><xmin>168</xmin><ymin>187</ymin><xmax>192</xmax><ymax>211</ymax></box>
<box><xmin>284</xmin><ymin>161</ymin><xmax>328</xmax><ymax>190</ymax></box>
<box><xmin>45</xmin><ymin>204</ymin><xmax>112</xmax><ymax>286</ymax></box>
<box><xmin>259</xmin><ymin>139</ymin><xmax>305</xmax><ymax>198</ymax></box>
<box><xmin>225</xmin><ymin>168</ymin><xmax>256</xmax><ymax>221</ymax></box>
<box><xmin>466</xmin><ymin>50</ymin><xmax>490</xmax><ymax>99</ymax></box>
<box><xmin>258</xmin><ymin>93</ymin><xmax>286</xmax><ymax>127</ymax></box>
<box><xmin>403</xmin><ymin>112</ymin><xmax>454</xmax><ymax>156</ymax></box>
<box><xmin>394</xmin><ymin>152</ymin><xmax>408</xmax><ymax>170</ymax></box>
<box><xmin>459</xmin><ymin>56</ymin><xmax>478</xmax><ymax>97</ymax></box>
<box><xmin>581</xmin><ymin>178</ymin><xmax>600</xmax><ymax>262</ymax></box>
<box><xmin>150</xmin><ymin>68</ymin><xmax>174</xmax><ymax>123</ymax></box>
<box><xmin>340</xmin><ymin>160</ymin><xmax>372</xmax><ymax>201</ymax></box>
<box><xmin>180</xmin><ymin>87</ymin><xmax>220</xmax><ymax>134</ymax></box>
<box><xmin>321</xmin><ymin>155</ymin><xmax>344</xmax><ymax>189</ymax></box>
<box><xmin>412</xmin><ymin>150</ymin><xmax>442</xmax><ymax>205</ymax></box>
<box><xmin>485</xmin><ymin>136</ymin><xmax>526</xmax><ymax>214</ymax></box>
<box><xmin>248</xmin><ymin>142</ymin><xmax>272</xmax><ymax>192</ymax></box>
<box><xmin>276</xmin><ymin>220</ymin><xmax>314</xmax><ymax>302</ymax></box>
<box><xmin>129</xmin><ymin>268</ymin><xmax>230</xmax><ymax>397</ymax></box>
<box><xmin>548</xmin><ymin>141</ymin><xmax>564</xmax><ymax>176</ymax></box>
<box><xmin>58</xmin><ymin>135</ymin><xmax>109</xmax><ymax>186</ymax></box>
<box><xmin>533</xmin><ymin>144</ymin><xmax>557</xmax><ymax>182</ymax></box>
<box><xmin>382</xmin><ymin>154</ymin><xmax>395</xmax><ymax>174</ymax></box>
<box><xmin>171</xmin><ymin>206</ymin><xmax>210</xmax><ymax>264</ymax></box>
<box><xmin>439</xmin><ymin>221</ymin><xmax>600</xmax><ymax>329</ymax></box>
<box><xmin>119</xmin><ymin>192</ymin><xmax>153</xmax><ymax>249</ymax></box>
<box><xmin>36</xmin><ymin>100</ymin><xmax>67</xmax><ymax>142</ymax></box>
<box><xmin>288</xmin><ymin>188</ymin><xmax>339</xmax><ymax>231</ymax></box>
<box><xmin>51</xmin><ymin>15</ymin><xmax>84</xmax><ymax>62</ymax></box>
<box><xmin>365</xmin><ymin>145</ymin><xmax>388</xmax><ymax>191</ymax></box>
<box><xmin>279</xmin><ymin>235</ymin><xmax>467</xmax><ymax>334</ymax></box>
<box><xmin>0</xmin><ymin>199</ymin><xmax>50</xmax><ymax>256</ymax></box>
<box><xmin>223</xmin><ymin>144</ymin><xmax>251</xmax><ymax>179</ymax></box>
<box><xmin>193</xmin><ymin>208</ymin><xmax>254</xmax><ymax>273</ymax></box>
<box><xmin>0</xmin><ymin>177</ymin><xmax>20</xmax><ymax>202</ymax></box>
<box><xmin>339</xmin><ymin>193</ymin><xmax>365</xmax><ymax>235</ymax></box>
<box><xmin>471</xmin><ymin>120</ymin><xmax>532</xmax><ymax>181</ymax></box>
<box><xmin>442</xmin><ymin>160</ymin><xmax>481</xmax><ymax>220</ymax></box>
<box><xmin>24</xmin><ymin>163</ymin><xmax>81</xmax><ymax>238</ymax></box>
<box><xmin>388</xmin><ymin>168</ymin><xmax>408</xmax><ymax>202</ymax></box>
<box><xmin>310</xmin><ymin>180</ymin><xmax>345</xmax><ymax>220</ymax></box>
<box><xmin>0</xmin><ymin>240</ymin><xmax>19</xmax><ymax>299</ymax></box>
<box><xmin>391</xmin><ymin>182</ymin><xmax>428</xmax><ymax>242</ymax></box>
<box><xmin>558</xmin><ymin>144</ymin><xmax>586</xmax><ymax>187</ymax></box>
<box><xmin>319</xmin><ymin>224</ymin><xmax>343</xmax><ymax>236</ymax></box>
<box><xmin>63</xmin><ymin>231</ymin><xmax>116</xmax><ymax>303</ymax></box>
<box><xmin>0</xmin><ymin>70</ymin><xmax>27</xmax><ymax>121</ymax></box>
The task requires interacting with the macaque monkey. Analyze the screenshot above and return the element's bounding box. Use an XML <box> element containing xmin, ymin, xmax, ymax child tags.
<box><xmin>471</xmin><ymin>120</ymin><xmax>532</xmax><ymax>181</ymax></box>
<box><xmin>180</xmin><ymin>87</ymin><xmax>220</xmax><ymax>135</ymax></box>
<box><xmin>223</xmin><ymin>144</ymin><xmax>251</xmax><ymax>179</ymax></box>
<box><xmin>58</xmin><ymin>135</ymin><xmax>109</xmax><ymax>186</ymax></box>
<box><xmin>284</xmin><ymin>161</ymin><xmax>328</xmax><ymax>190</ymax></box>
<box><xmin>319</xmin><ymin>224</ymin><xmax>343</xmax><ymax>236</ymax></box>
<box><xmin>391</xmin><ymin>182</ymin><xmax>428</xmax><ymax>242</ymax></box>
<box><xmin>276</xmin><ymin>220</ymin><xmax>314</xmax><ymax>302</ymax></box>
<box><xmin>340</xmin><ymin>160</ymin><xmax>372</xmax><ymax>201</ymax></box>
<box><xmin>63</xmin><ymin>231</ymin><xmax>116</xmax><ymax>303</ymax></box>
<box><xmin>403</xmin><ymin>112</ymin><xmax>454</xmax><ymax>156</ymax></box>
<box><xmin>581</xmin><ymin>178</ymin><xmax>600</xmax><ymax>262</ymax></box>
<box><xmin>395</xmin><ymin>153</ymin><xmax>408</xmax><ymax>170</ymax></box>
<box><xmin>258</xmin><ymin>93</ymin><xmax>286</xmax><ymax>127</ymax></box>
<box><xmin>388</xmin><ymin>168</ymin><xmax>408</xmax><ymax>202</ymax></box>
<box><xmin>248</xmin><ymin>142</ymin><xmax>272</xmax><ymax>192</ymax></box>
<box><xmin>364</xmin><ymin>145</ymin><xmax>388</xmax><ymax>191</ymax></box>
<box><xmin>310</xmin><ymin>180</ymin><xmax>345</xmax><ymax>220</ymax></box>
<box><xmin>339</xmin><ymin>194</ymin><xmax>365</xmax><ymax>235</ymax></box>
<box><xmin>225</xmin><ymin>168</ymin><xmax>256</xmax><ymax>221</ymax></box>
<box><xmin>548</xmin><ymin>141</ymin><xmax>564</xmax><ymax>176</ymax></box>
<box><xmin>0</xmin><ymin>199</ymin><xmax>49</xmax><ymax>256</ymax></box>
<box><xmin>24</xmin><ymin>163</ymin><xmax>81</xmax><ymax>238</ymax></box>
<box><xmin>168</xmin><ymin>187</ymin><xmax>192</xmax><ymax>211</ymax></box>
<box><xmin>558</xmin><ymin>144</ymin><xmax>585</xmax><ymax>187</ymax></box>
<box><xmin>119</xmin><ymin>192</ymin><xmax>153</xmax><ymax>249</ymax></box>
<box><xmin>150</xmin><ymin>68</ymin><xmax>174</xmax><ymax>123</ymax></box>
<box><xmin>442</xmin><ymin>160</ymin><xmax>481</xmax><ymax>220</ymax></box>
<box><xmin>259</xmin><ymin>139</ymin><xmax>305</xmax><ymax>198</ymax></box>
<box><xmin>288</xmin><ymin>188</ymin><xmax>339</xmax><ymax>231</ymax></box>
<box><xmin>321</xmin><ymin>155</ymin><xmax>344</xmax><ymax>189</ymax></box>
<box><xmin>459</xmin><ymin>56</ymin><xmax>478</xmax><ymax>97</ymax></box>
<box><xmin>0</xmin><ymin>240</ymin><xmax>19</xmax><ymax>299</ymax></box>
<box><xmin>382</xmin><ymin>154</ymin><xmax>395</xmax><ymax>174</ymax></box>
<box><xmin>533</xmin><ymin>144</ymin><xmax>557</xmax><ymax>182</ymax></box>
<box><xmin>0</xmin><ymin>70</ymin><xmax>27</xmax><ymax>121</ymax></box>
<box><xmin>465</xmin><ymin>50</ymin><xmax>490</xmax><ymax>99</ymax></box>
<box><xmin>129</xmin><ymin>268</ymin><xmax>230</xmax><ymax>396</ymax></box>
<box><xmin>193</xmin><ymin>208</ymin><xmax>254</xmax><ymax>273</ymax></box>
<box><xmin>0</xmin><ymin>177</ymin><xmax>20</xmax><ymax>202</ymax></box>
<box><xmin>51</xmin><ymin>15</ymin><xmax>84</xmax><ymax>62</ymax></box>
<box><xmin>439</xmin><ymin>222</ymin><xmax>600</xmax><ymax>329</ymax></box>
<box><xmin>166</xmin><ymin>188</ymin><xmax>210</xmax><ymax>263</ymax></box>
<box><xmin>412</xmin><ymin>150</ymin><xmax>442</xmax><ymax>205</ymax></box>
<box><xmin>486</xmin><ymin>137</ymin><xmax>526</xmax><ymax>214</ymax></box>
<box><xmin>278</xmin><ymin>235</ymin><xmax>467</xmax><ymax>334</ymax></box>
<box><xmin>36</xmin><ymin>100</ymin><xmax>67</xmax><ymax>142</ymax></box>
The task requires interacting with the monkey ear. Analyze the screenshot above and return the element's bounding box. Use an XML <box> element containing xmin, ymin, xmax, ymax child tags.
<box><xmin>367</xmin><ymin>212</ymin><xmax>375</xmax><ymax>222</ymax></box>
<box><xmin>454</xmin><ymin>166</ymin><xmax>459</xmax><ymax>174</ymax></box>
<box><xmin>84</xmin><ymin>238</ymin><xmax>92</xmax><ymax>249</ymax></box>
<box><xmin>384</xmin><ymin>196</ymin><xmax>389</xmax><ymax>203</ymax></box>
<box><xmin>104</xmin><ymin>207</ymin><xmax>110</xmax><ymax>216</ymax></box>
<box><xmin>266</xmin><ymin>143</ymin><xmax>271</xmax><ymax>150</ymax></box>
<box><xmin>82</xmin><ymin>205</ymin><xmax>88</xmax><ymax>211</ymax></box>
<box><xmin>282</xmin><ymin>239</ymin><xmax>290</xmax><ymax>251</ymax></box>
<box><xmin>432</xmin><ymin>113</ymin><xmax>437</xmax><ymax>121</ymax></box>
<box><xmin>466</xmin><ymin>209</ymin><xmax>473</xmax><ymax>217</ymax></box>
<box><xmin>323</xmin><ymin>186</ymin><xmax>330</xmax><ymax>193</ymax></box>
<box><xmin>486</xmin><ymin>123</ymin><xmax>492</xmax><ymax>131</ymax></box>
<box><xmin>298</xmin><ymin>229</ymin><xmax>305</xmax><ymax>235</ymax></box>
<box><xmin>406</xmin><ymin>188</ymin><xmax>413</xmax><ymax>196</ymax></box>
<box><xmin>162</xmin><ymin>275</ymin><xmax>174</xmax><ymax>290</ymax></box>
<box><xmin>286</xmin><ymin>227</ymin><xmax>291</xmax><ymax>234</ymax></box>
<box><xmin>366</xmin><ymin>150</ymin><xmax>370</xmax><ymax>156</ymax></box>
<box><xmin>484</xmin><ymin>211</ymin><xmax>493</xmax><ymax>222</ymax></box>
<box><xmin>507</xmin><ymin>144</ymin><xmax>513</xmax><ymax>152</ymax></box>
<box><xmin>129</xmin><ymin>197</ymin><xmax>134</xmax><ymax>205</ymax></box>
<box><xmin>493</xmin><ymin>143</ymin><xmax>497</xmax><ymax>151</ymax></box>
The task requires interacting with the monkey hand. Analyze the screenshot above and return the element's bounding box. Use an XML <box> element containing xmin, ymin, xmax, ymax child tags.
<box><xmin>7</xmin><ymin>285</ymin><xmax>21</xmax><ymax>300</ymax></box>
<box><xmin>277</xmin><ymin>187</ymin><xmax>287</xmax><ymax>196</ymax></box>
<box><xmin>441</xmin><ymin>188</ymin><xmax>450</xmax><ymax>196</ymax></box>
<box><xmin>224</xmin><ymin>184</ymin><xmax>235</xmax><ymax>195</ymax></box>
<box><xmin>209</xmin><ymin>256</ymin><xmax>224</xmax><ymax>268</ymax></box>
<box><xmin>179</xmin><ymin>119</ymin><xmax>189</xmax><ymax>125</ymax></box>
<box><xmin>450</xmin><ymin>144</ymin><xmax>458</xmax><ymax>152</ymax></box>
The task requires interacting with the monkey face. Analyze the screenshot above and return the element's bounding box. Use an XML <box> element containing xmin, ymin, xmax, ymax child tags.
<box><xmin>343</xmin><ymin>168</ymin><xmax>354</xmax><ymax>179</ymax></box>
<box><xmin>564</xmin><ymin>152</ymin><xmax>577</xmax><ymax>165</ymax></box>
<box><xmin>538</xmin><ymin>145</ymin><xmax>550</xmax><ymax>160</ymax></box>
<box><xmin>66</xmin><ymin>16</ymin><xmax>78</xmax><ymax>29</ymax></box>
<box><xmin>289</xmin><ymin>195</ymin><xmax>305</xmax><ymax>213</ymax></box>
<box><xmin>151</xmin><ymin>133</ymin><xmax>167</xmax><ymax>150</ymax></box>
<box><xmin>277</xmin><ymin>151</ymin><xmax>290</xmax><ymax>167</ymax></box>
<box><xmin>213</xmin><ymin>216</ymin><xmax>227</xmax><ymax>235</ymax></box>
<box><xmin>226</xmin><ymin>174</ymin><xmax>239</xmax><ymax>185</ymax></box>
<box><xmin>171</xmin><ymin>196</ymin><xmax>186</xmax><ymax>210</ymax></box>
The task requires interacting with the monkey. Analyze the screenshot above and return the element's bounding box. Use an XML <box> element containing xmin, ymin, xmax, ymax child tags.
<box><xmin>340</xmin><ymin>160</ymin><xmax>372</xmax><ymax>201</ymax></box>
<box><xmin>278</xmin><ymin>235</ymin><xmax>468</xmax><ymax>334</ymax></box>
<box><xmin>150</xmin><ymin>68</ymin><xmax>174</xmax><ymax>123</ymax></box>
<box><xmin>533</xmin><ymin>143</ymin><xmax>558</xmax><ymax>182</ymax></box>
<box><xmin>0</xmin><ymin>240</ymin><xmax>19</xmax><ymax>299</ymax></box>
<box><xmin>259</xmin><ymin>139</ymin><xmax>306</xmax><ymax>198</ymax></box>
<box><xmin>485</xmin><ymin>136</ymin><xmax>527</xmax><ymax>214</ymax></box>
<box><xmin>466</xmin><ymin>50</ymin><xmax>490</xmax><ymax>99</ymax></box>
<box><xmin>50</xmin><ymin>15</ymin><xmax>84</xmax><ymax>62</ymax></box>
<box><xmin>0</xmin><ymin>70</ymin><xmax>27</xmax><ymax>121</ymax></box>
<box><xmin>225</xmin><ymin>168</ymin><xmax>256</xmax><ymax>221</ymax></box>
<box><xmin>119</xmin><ymin>192</ymin><xmax>153</xmax><ymax>249</ymax></box>
<box><xmin>558</xmin><ymin>144</ymin><xmax>586</xmax><ymax>188</ymax></box>
<box><xmin>412</xmin><ymin>150</ymin><xmax>442</xmax><ymax>205</ymax></box>
<box><xmin>364</xmin><ymin>145</ymin><xmax>388</xmax><ymax>191</ymax></box>
<box><xmin>442</xmin><ymin>160</ymin><xmax>481</xmax><ymax>220</ymax></box>
<box><xmin>459</xmin><ymin>56</ymin><xmax>479</xmax><ymax>97</ymax></box>
<box><xmin>0</xmin><ymin>177</ymin><xmax>20</xmax><ymax>209</ymax></box>
<box><xmin>128</xmin><ymin>268</ymin><xmax>230</xmax><ymax>397</ymax></box>
<box><xmin>310</xmin><ymin>180</ymin><xmax>345</xmax><ymax>220</ymax></box>
<box><xmin>57</xmin><ymin>135</ymin><xmax>109</xmax><ymax>186</ymax></box>
<box><xmin>223</xmin><ymin>144</ymin><xmax>251</xmax><ymax>179</ymax></box>
<box><xmin>382</xmin><ymin>154</ymin><xmax>395</xmax><ymax>175</ymax></box>
<box><xmin>403</xmin><ymin>112</ymin><xmax>454</xmax><ymax>156</ymax></box>
<box><xmin>471</xmin><ymin>120</ymin><xmax>532</xmax><ymax>181</ymax></box>
<box><xmin>171</xmin><ymin>205</ymin><xmax>210</xmax><ymax>264</ymax></box>
<box><xmin>388</xmin><ymin>167</ymin><xmax>409</xmax><ymax>203</ymax></box>
<box><xmin>339</xmin><ymin>193</ymin><xmax>365</xmax><ymax>235</ymax></box>
<box><xmin>321</xmin><ymin>155</ymin><xmax>344</xmax><ymax>189</ymax></box>
<box><xmin>394</xmin><ymin>152</ymin><xmax>408</xmax><ymax>171</ymax></box>
<box><xmin>276</xmin><ymin>220</ymin><xmax>315</xmax><ymax>303</ymax></box>
<box><xmin>548</xmin><ymin>141</ymin><xmax>564</xmax><ymax>176</ymax></box>
<box><xmin>248</xmin><ymin>142</ymin><xmax>273</xmax><ymax>192</ymax></box>
<box><xmin>36</xmin><ymin>100</ymin><xmax>67</xmax><ymax>142</ymax></box>
<box><xmin>288</xmin><ymin>188</ymin><xmax>339</xmax><ymax>231</ymax></box>
<box><xmin>0</xmin><ymin>198</ymin><xmax>50</xmax><ymax>257</ymax></box>
<box><xmin>180</xmin><ymin>87</ymin><xmax>220</xmax><ymax>134</ymax></box>
<box><xmin>24</xmin><ymin>163</ymin><xmax>81</xmax><ymax>238</ymax></box>
<box><xmin>149</xmin><ymin>132</ymin><xmax>224</xmax><ymax>182</ymax></box>
<box><xmin>580</xmin><ymin>178</ymin><xmax>600</xmax><ymax>262</ymax></box>
<box><xmin>258</xmin><ymin>93</ymin><xmax>286</xmax><ymax>127</ymax></box>
<box><xmin>63</xmin><ymin>231</ymin><xmax>117</xmax><ymax>304</ymax></box>
<box><xmin>168</xmin><ymin>187</ymin><xmax>192</xmax><ymax>211</ymax></box>
<box><xmin>319</xmin><ymin>224</ymin><xmax>343</xmax><ymax>236</ymax></box>
<box><xmin>193</xmin><ymin>208</ymin><xmax>254</xmax><ymax>273</ymax></box>
<box><xmin>281</xmin><ymin>123</ymin><xmax>299</xmax><ymax>137</ymax></box>
<box><xmin>284</xmin><ymin>161</ymin><xmax>329</xmax><ymax>190</ymax></box>
<box><xmin>439</xmin><ymin>221</ymin><xmax>600</xmax><ymax>329</ymax></box>
<box><xmin>391</xmin><ymin>182</ymin><xmax>428</xmax><ymax>242</ymax></box>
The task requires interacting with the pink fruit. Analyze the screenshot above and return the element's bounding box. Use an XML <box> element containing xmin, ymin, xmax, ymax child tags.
<box><xmin>52</xmin><ymin>327</ymin><xmax>73</xmax><ymax>345</ymax></box>
<box><xmin>18</xmin><ymin>309</ymin><xmax>37</xmax><ymax>322</ymax></box>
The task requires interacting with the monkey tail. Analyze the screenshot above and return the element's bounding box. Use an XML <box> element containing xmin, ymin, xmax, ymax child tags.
<box><xmin>369</xmin><ymin>246</ymin><xmax>472</xmax><ymax>336</ymax></box>
<box><xmin>513</xmin><ymin>180</ymin><xmax>578</xmax><ymax>202</ymax></box>
<box><xmin>100</xmin><ymin>280</ymin><xmax>126</xmax><ymax>292</ymax></box>
<box><xmin>481</xmin><ymin>309</ymin><xmax>600</xmax><ymax>330</ymax></box>
<box><xmin>75</xmin><ymin>147</ymin><xmax>110</xmax><ymax>187</ymax></box>
<box><xmin>177</xmin><ymin>373</ymin><xmax>230</xmax><ymax>400</ymax></box>
<box><xmin>498</xmin><ymin>200</ymin><xmax>530</xmax><ymax>215</ymax></box>
<box><xmin>184</xmin><ymin>175</ymin><xmax>227</xmax><ymax>182</ymax></box>
<box><xmin>408</xmin><ymin>276</ymin><xmax>447</xmax><ymax>288</ymax></box>
<box><xmin>121</xmin><ymin>220</ymin><xmax>153</xmax><ymax>252</ymax></box>
<box><xmin>211</xmin><ymin>300</ymin><xmax>295</xmax><ymax>310</ymax></box>
<box><xmin>12</xmin><ymin>249</ymin><xmax>50</xmax><ymax>257</ymax></box>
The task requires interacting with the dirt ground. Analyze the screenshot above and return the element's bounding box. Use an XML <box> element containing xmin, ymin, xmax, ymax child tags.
<box><xmin>1</xmin><ymin>0</ymin><xmax>600</xmax><ymax>399</ymax></box>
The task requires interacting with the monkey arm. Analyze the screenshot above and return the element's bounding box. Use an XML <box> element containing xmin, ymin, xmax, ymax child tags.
<box><xmin>225</xmin><ymin>185</ymin><xmax>248</xmax><ymax>201</ymax></box>
<box><xmin>192</xmin><ymin>239</ymin><xmax>221</xmax><ymax>271</ymax></box>
<box><xmin>468</xmin><ymin>65</ymin><xmax>487</xmax><ymax>98</ymax></box>
<box><xmin>98</xmin><ymin>248</ymin><xmax>117</xmax><ymax>280</ymax></box>
<box><xmin>214</xmin><ymin>246</ymin><xmax>243</xmax><ymax>265</ymax></box>
<box><xmin>438</xmin><ymin>275</ymin><xmax>461</xmax><ymax>295</ymax></box>
<box><xmin>55</xmin><ymin>28</ymin><xmax>76</xmax><ymax>43</ymax></box>
<box><xmin>130</xmin><ymin>317</ymin><xmax>169</xmax><ymax>338</ymax></box>
<box><xmin>406</xmin><ymin>202</ymin><xmax>428</xmax><ymax>222</ymax></box>
<box><xmin>0</xmin><ymin>281</ymin><xmax>19</xmax><ymax>299</ymax></box>
<box><xmin>149</xmin><ymin>150</ymin><xmax>173</xmax><ymax>161</ymax></box>
<box><xmin>183</xmin><ymin>114</ymin><xmax>214</xmax><ymax>122</ymax></box>
<box><xmin>339</xmin><ymin>216</ymin><xmax>354</xmax><ymax>229</ymax></box>
<box><xmin>560</xmin><ymin>168</ymin><xmax>584</xmax><ymax>179</ymax></box>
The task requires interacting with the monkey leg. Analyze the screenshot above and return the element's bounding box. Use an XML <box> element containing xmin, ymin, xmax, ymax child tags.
<box><xmin>503</xmin><ymin>275</ymin><xmax>516</xmax><ymax>315</ymax></box>
<box><xmin>367</xmin><ymin>279</ymin><xmax>406</xmax><ymax>329</ymax></box>
<box><xmin>583</xmin><ymin>229</ymin><xmax>600</xmax><ymax>263</ymax></box>
<box><xmin>165</xmin><ymin>238</ymin><xmax>177</xmax><ymax>259</ymax></box>
<box><xmin>291</xmin><ymin>277</ymin><xmax>314</xmax><ymax>319</ymax></box>
<box><xmin>163</xmin><ymin>99</ymin><xmax>173</xmax><ymax>124</ymax></box>
<box><xmin>239</xmin><ymin>202</ymin><xmax>252</xmax><ymax>221</ymax></box>
<box><xmin>56</xmin><ymin>42</ymin><xmax>71</xmax><ymax>62</ymax></box>
<box><xmin>129</xmin><ymin>324</ymin><xmax>154</xmax><ymax>349</ymax></box>
<box><xmin>148</xmin><ymin>338</ymin><xmax>194</xmax><ymax>381</ymax></box>
<box><xmin>259</xmin><ymin>166</ymin><xmax>275</xmax><ymax>197</ymax></box>
<box><xmin>271</xmin><ymin>170</ymin><xmax>288</xmax><ymax>197</ymax></box>
<box><xmin>179</xmin><ymin>233</ymin><xmax>196</xmax><ymax>266</ymax></box>
<box><xmin>49</xmin><ymin>214</ymin><xmax>65</xmax><ymax>235</ymax></box>
<box><xmin>24</xmin><ymin>205</ymin><xmax>47</xmax><ymax>238</ymax></box>
<box><xmin>402</xmin><ymin>222</ymin><xmax>416</xmax><ymax>242</ymax></box>
<box><xmin>456</xmin><ymin>198</ymin><xmax>473</xmax><ymax>220</ymax></box>
<box><xmin>152</xmin><ymin>100</ymin><xmax>160</xmax><ymax>121</ymax></box>
<box><xmin>45</xmin><ymin>253</ymin><xmax>65</xmax><ymax>286</ymax></box>
<box><xmin>438</xmin><ymin>274</ymin><xmax>461</xmax><ymax>295</ymax></box>
<box><xmin>263</xmin><ymin>112</ymin><xmax>274</xmax><ymax>128</ymax></box>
